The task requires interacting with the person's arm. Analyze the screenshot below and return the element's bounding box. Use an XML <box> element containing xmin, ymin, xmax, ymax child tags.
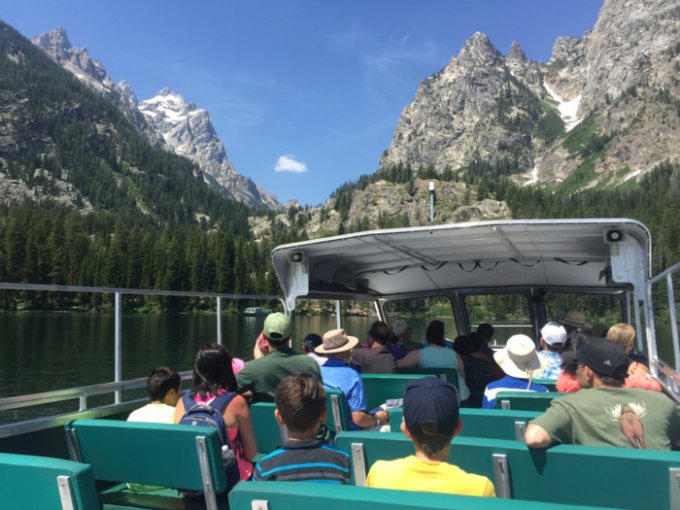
<box><xmin>173</xmin><ymin>396</ymin><xmax>186</xmax><ymax>423</ymax></box>
<box><xmin>524</xmin><ymin>423</ymin><xmax>553</xmax><ymax>448</ymax></box>
<box><xmin>227</xmin><ymin>394</ymin><xmax>258</xmax><ymax>460</ymax></box>
<box><xmin>352</xmin><ymin>409</ymin><xmax>389</xmax><ymax>429</ymax></box>
<box><xmin>397</xmin><ymin>349</ymin><xmax>419</xmax><ymax>368</ymax></box>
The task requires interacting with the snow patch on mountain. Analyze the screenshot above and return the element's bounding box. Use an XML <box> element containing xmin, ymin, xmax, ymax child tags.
<box><xmin>543</xmin><ymin>82</ymin><xmax>583</xmax><ymax>132</ymax></box>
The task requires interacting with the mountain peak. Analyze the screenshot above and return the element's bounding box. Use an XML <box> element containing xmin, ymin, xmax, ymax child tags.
<box><xmin>32</xmin><ymin>27</ymin><xmax>73</xmax><ymax>58</ymax></box>
<box><xmin>507</xmin><ymin>41</ymin><xmax>527</xmax><ymax>62</ymax></box>
<box><xmin>457</xmin><ymin>32</ymin><xmax>500</xmax><ymax>65</ymax></box>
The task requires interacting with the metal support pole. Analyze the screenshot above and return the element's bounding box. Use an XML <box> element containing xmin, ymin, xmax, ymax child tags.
<box><xmin>666</xmin><ymin>274</ymin><xmax>680</xmax><ymax>371</ymax></box>
<box><xmin>216</xmin><ymin>296</ymin><xmax>223</xmax><ymax>346</ymax></box>
<box><xmin>335</xmin><ymin>300</ymin><xmax>341</xmax><ymax>330</ymax></box>
<box><xmin>429</xmin><ymin>181</ymin><xmax>435</xmax><ymax>225</ymax></box>
<box><xmin>114</xmin><ymin>292</ymin><xmax>122</xmax><ymax>404</ymax></box>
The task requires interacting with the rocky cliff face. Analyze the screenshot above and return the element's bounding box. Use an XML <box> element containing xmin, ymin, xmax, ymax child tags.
<box><xmin>381</xmin><ymin>0</ymin><xmax>680</xmax><ymax>189</ymax></box>
<box><xmin>32</xmin><ymin>28</ymin><xmax>281</xmax><ymax>211</ymax></box>
<box><xmin>249</xmin><ymin>178</ymin><xmax>510</xmax><ymax>240</ymax></box>
<box><xmin>139</xmin><ymin>89</ymin><xmax>280</xmax><ymax>210</ymax></box>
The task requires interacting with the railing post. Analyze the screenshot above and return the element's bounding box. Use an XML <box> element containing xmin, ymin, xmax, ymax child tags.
<box><xmin>114</xmin><ymin>292</ymin><xmax>122</xmax><ymax>404</ymax></box>
<box><xmin>666</xmin><ymin>274</ymin><xmax>680</xmax><ymax>372</ymax></box>
<box><xmin>216</xmin><ymin>296</ymin><xmax>223</xmax><ymax>346</ymax></box>
<box><xmin>335</xmin><ymin>300</ymin><xmax>341</xmax><ymax>329</ymax></box>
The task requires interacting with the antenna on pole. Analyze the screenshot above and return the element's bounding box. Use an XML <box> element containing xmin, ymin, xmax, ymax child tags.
<box><xmin>429</xmin><ymin>181</ymin><xmax>435</xmax><ymax>225</ymax></box>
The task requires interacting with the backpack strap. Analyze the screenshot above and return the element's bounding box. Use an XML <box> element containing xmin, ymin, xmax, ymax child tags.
<box><xmin>210</xmin><ymin>391</ymin><xmax>238</xmax><ymax>413</ymax></box>
<box><xmin>182</xmin><ymin>389</ymin><xmax>197</xmax><ymax>409</ymax></box>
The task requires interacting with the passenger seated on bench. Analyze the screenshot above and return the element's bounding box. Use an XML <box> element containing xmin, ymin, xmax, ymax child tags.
<box><xmin>253</xmin><ymin>373</ymin><xmax>350</xmax><ymax>483</ymax></box>
<box><xmin>525</xmin><ymin>337</ymin><xmax>680</xmax><ymax>449</ymax></box>
<box><xmin>127</xmin><ymin>366</ymin><xmax>181</xmax><ymax>492</ymax></box>
<box><xmin>317</xmin><ymin>329</ymin><xmax>389</xmax><ymax>430</ymax></box>
<box><xmin>365</xmin><ymin>377</ymin><xmax>495</xmax><ymax>497</ymax></box>
<box><xmin>351</xmin><ymin>321</ymin><xmax>399</xmax><ymax>373</ymax></box>
<box><xmin>536</xmin><ymin>322</ymin><xmax>569</xmax><ymax>380</ymax></box>
<box><xmin>128</xmin><ymin>366</ymin><xmax>181</xmax><ymax>423</ymax></box>
<box><xmin>476</xmin><ymin>323</ymin><xmax>497</xmax><ymax>359</ymax></box>
<box><xmin>391</xmin><ymin>319</ymin><xmax>423</xmax><ymax>351</ymax></box>
<box><xmin>303</xmin><ymin>333</ymin><xmax>327</xmax><ymax>367</ymax></box>
<box><xmin>482</xmin><ymin>334</ymin><xmax>548</xmax><ymax>409</ymax></box>
<box><xmin>399</xmin><ymin>320</ymin><xmax>470</xmax><ymax>403</ymax></box>
<box><xmin>175</xmin><ymin>344</ymin><xmax>257</xmax><ymax>480</ymax></box>
<box><xmin>607</xmin><ymin>323</ymin><xmax>662</xmax><ymax>392</ymax></box>
<box><xmin>454</xmin><ymin>333</ymin><xmax>503</xmax><ymax>408</ymax></box>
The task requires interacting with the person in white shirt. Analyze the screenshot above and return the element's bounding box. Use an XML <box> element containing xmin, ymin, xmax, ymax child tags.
<box><xmin>127</xmin><ymin>366</ymin><xmax>181</xmax><ymax>423</ymax></box>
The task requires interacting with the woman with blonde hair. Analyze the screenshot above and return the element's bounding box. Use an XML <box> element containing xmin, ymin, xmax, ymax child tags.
<box><xmin>606</xmin><ymin>323</ymin><xmax>661</xmax><ymax>392</ymax></box>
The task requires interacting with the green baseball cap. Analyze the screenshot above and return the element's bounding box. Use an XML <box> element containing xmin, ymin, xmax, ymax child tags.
<box><xmin>263</xmin><ymin>312</ymin><xmax>292</xmax><ymax>341</ymax></box>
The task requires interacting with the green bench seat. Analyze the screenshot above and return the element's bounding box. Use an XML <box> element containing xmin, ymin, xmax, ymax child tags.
<box><xmin>395</xmin><ymin>367</ymin><xmax>459</xmax><ymax>388</ymax></box>
<box><xmin>532</xmin><ymin>378</ymin><xmax>558</xmax><ymax>392</ymax></box>
<box><xmin>65</xmin><ymin>419</ymin><xmax>229</xmax><ymax>510</ymax></box>
<box><xmin>360</xmin><ymin>374</ymin><xmax>432</xmax><ymax>409</ymax></box>
<box><xmin>494</xmin><ymin>391</ymin><xmax>565</xmax><ymax>411</ymax></box>
<box><xmin>334</xmin><ymin>431</ymin><xmax>680</xmax><ymax>510</ymax></box>
<box><xmin>389</xmin><ymin>407</ymin><xmax>540</xmax><ymax>442</ymax></box>
<box><xmin>0</xmin><ymin>452</ymin><xmax>100</xmax><ymax>510</ymax></box>
<box><xmin>228</xmin><ymin>480</ymin><xmax>622</xmax><ymax>510</ymax></box>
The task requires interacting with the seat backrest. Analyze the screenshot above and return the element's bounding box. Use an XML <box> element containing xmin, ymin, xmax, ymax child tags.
<box><xmin>0</xmin><ymin>452</ymin><xmax>100</xmax><ymax>510</ymax></box>
<box><xmin>250</xmin><ymin>402</ymin><xmax>287</xmax><ymax>455</ymax></box>
<box><xmin>396</xmin><ymin>367</ymin><xmax>460</xmax><ymax>388</ymax></box>
<box><xmin>325</xmin><ymin>386</ymin><xmax>352</xmax><ymax>433</ymax></box>
<box><xmin>229</xmin><ymin>480</ymin><xmax>624</xmax><ymax>510</ymax></box>
<box><xmin>494</xmin><ymin>391</ymin><xmax>564</xmax><ymax>411</ymax></box>
<box><xmin>360</xmin><ymin>374</ymin><xmax>430</xmax><ymax>409</ymax></box>
<box><xmin>389</xmin><ymin>407</ymin><xmax>540</xmax><ymax>442</ymax></box>
<box><xmin>532</xmin><ymin>379</ymin><xmax>558</xmax><ymax>392</ymax></box>
<box><xmin>64</xmin><ymin>419</ymin><xmax>227</xmax><ymax>493</ymax></box>
<box><xmin>334</xmin><ymin>431</ymin><xmax>680</xmax><ymax>510</ymax></box>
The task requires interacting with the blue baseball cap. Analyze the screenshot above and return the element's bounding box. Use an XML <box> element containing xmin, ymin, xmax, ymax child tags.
<box><xmin>403</xmin><ymin>377</ymin><xmax>460</xmax><ymax>435</ymax></box>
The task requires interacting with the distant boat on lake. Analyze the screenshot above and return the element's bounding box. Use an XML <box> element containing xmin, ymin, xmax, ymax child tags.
<box><xmin>242</xmin><ymin>306</ymin><xmax>271</xmax><ymax>317</ymax></box>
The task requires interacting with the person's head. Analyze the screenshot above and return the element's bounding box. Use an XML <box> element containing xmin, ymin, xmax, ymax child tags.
<box><xmin>146</xmin><ymin>366</ymin><xmax>181</xmax><ymax>405</ymax></box>
<box><xmin>263</xmin><ymin>312</ymin><xmax>293</xmax><ymax>348</ymax></box>
<box><xmin>606</xmin><ymin>323</ymin><xmax>636</xmax><ymax>353</ymax></box>
<box><xmin>574</xmin><ymin>337</ymin><xmax>629</xmax><ymax>388</ymax></box>
<box><xmin>192</xmin><ymin>344</ymin><xmax>237</xmax><ymax>398</ymax></box>
<box><xmin>477</xmin><ymin>323</ymin><xmax>494</xmax><ymax>342</ymax></box>
<box><xmin>368</xmin><ymin>321</ymin><xmax>390</xmax><ymax>346</ymax></box>
<box><xmin>274</xmin><ymin>373</ymin><xmax>327</xmax><ymax>437</ymax></box>
<box><xmin>560</xmin><ymin>310</ymin><xmax>591</xmax><ymax>333</ymax></box>
<box><xmin>540</xmin><ymin>321</ymin><xmax>569</xmax><ymax>352</ymax></box>
<box><xmin>401</xmin><ymin>378</ymin><xmax>461</xmax><ymax>458</ymax></box>
<box><xmin>303</xmin><ymin>333</ymin><xmax>323</xmax><ymax>355</ymax></box>
<box><xmin>392</xmin><ymin>319</ymin><xmax>411</xmax><ymax>340</ymax></box>
<box><xmin>315</xmin><ymin>328</ymin><xmax>359</xmax><ymax>362</ymax></box>
<box><xmin>465</xmin><ymin>332</ymin><xmax>485</xmax><ymax>354</ymax></box>
<box><xmin>452</xmin><ymin>334</ymin><xmax>468</xmax><ymax>355</ymax></box>
<box><xmin>425</xmin><ymin>320</ymin><xmax>446</xmax><ymax>346</ymax></box>
<box><xmin>494</xmin><ymin>334</ymin><xmax>544</xmax><ymax>379</ymax></box>
<box><xmin>253</xmin><ymin>331</ymin><xmax>270</xmax><ymax>359</ymax></box>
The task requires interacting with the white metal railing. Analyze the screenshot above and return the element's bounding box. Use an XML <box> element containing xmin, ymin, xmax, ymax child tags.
<box><xmin>649</xmin><ymin>263</ymin><xmax>680</xmax><ymax>372</ymax></box>
<box><xmin>0</xmin><ymin>282</ymin><xmax>283</xmax><ymax>416</ymax></box>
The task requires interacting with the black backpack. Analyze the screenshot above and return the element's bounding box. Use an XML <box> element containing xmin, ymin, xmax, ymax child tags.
<box><xmin>179</xmin><ymin>390</ymin><xmax>240</xmax><ymax>489</ymax></box>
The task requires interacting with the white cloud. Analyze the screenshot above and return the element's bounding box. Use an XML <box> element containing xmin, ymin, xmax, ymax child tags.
<box><xmin>274</xmin><ymin>155</ymin><xmax>308</xmax><ymax>173</ymax></box>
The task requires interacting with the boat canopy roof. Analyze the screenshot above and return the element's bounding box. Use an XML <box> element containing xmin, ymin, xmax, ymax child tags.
<box><xmin>272</xmin><ymin>219</ymin><xmax>651</xmax><ymax>311</ymax></box>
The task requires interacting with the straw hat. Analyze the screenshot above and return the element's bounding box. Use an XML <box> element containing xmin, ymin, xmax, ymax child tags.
<box><xmin>315</xmin><ymin>328</ymin><xmax>359</xmax><ymax>354</ymax></box>
<box><xmin>494</xmin><ymin>334</ymin><xmax>544</xmax><ymax>379</ymax></box>
<box><xmin>560</xmin><ymin>311</ymin><xmax>592</xmax><ymax>329</ymax></box>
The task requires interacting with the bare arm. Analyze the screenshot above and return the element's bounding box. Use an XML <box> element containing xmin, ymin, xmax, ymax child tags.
<box><xmin>173</xmin><ymin>397</ymin><xmax>186</xmax><ymax>423</ymax></box>
<box><xmin>524</xmin><ymin>423</ymin><xmax>552</xmax><ymax>448</ymax></box>
<box><xmin>227</xmin><ymin>395</ymin><xmax>258</xmax><ymax>460</ymax></box>
<box><xmin>352</xmin><ymin>410</ymin><xmax>389</xmax><ymax>429</ymax></box>
<box><xmin>397</xmin><ymin>350</ymin><xmax>419</xmax><ymax>368</ymax></box>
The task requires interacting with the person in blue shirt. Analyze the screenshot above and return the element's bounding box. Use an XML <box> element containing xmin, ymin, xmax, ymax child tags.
<box><xmin>317</xmin><ymin>328</ymin><xmax>389</xmax><ymax>430</ymax></box>
<box><xmin>482</xmin><ymin>334</ymin><xmax>549</xmax><ymax>409</ymax></box>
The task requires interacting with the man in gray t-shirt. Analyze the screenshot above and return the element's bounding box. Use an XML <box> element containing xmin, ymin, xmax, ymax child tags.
<box><xmin>525</xmin><ymin>337</ymin><xmax>680</xmax><ymax>449</ymax></box>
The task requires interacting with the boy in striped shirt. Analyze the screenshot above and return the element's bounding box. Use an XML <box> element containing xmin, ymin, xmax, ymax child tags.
<box><xmin>253</xmin><ymin>373</ymin><xmax>350</xmax><ymax>483</ymax></box>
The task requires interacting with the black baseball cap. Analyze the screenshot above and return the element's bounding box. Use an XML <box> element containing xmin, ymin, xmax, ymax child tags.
<box><xmin>576</xmin><ymin>337</ymin><xmax>629</xmax><ymax>381</ymax></box>
<box><xmin>403</xmin><ymin>377</ymin><xmax>460</xmax><ymax>435</ymax></box>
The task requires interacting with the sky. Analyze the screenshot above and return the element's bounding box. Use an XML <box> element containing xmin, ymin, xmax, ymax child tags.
<box><xmin>1</xmin><ymin>1</ymin><xmax>603</xmax><ymax>207</ymax></box>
